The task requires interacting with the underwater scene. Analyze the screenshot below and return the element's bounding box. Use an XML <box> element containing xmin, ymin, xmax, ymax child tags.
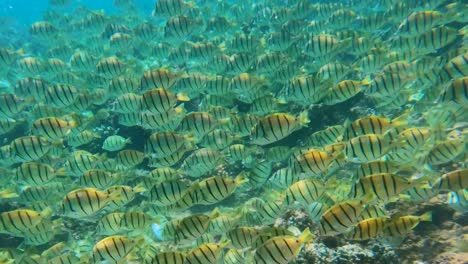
<box><xmin>0</xmin><ymin>0</ymin><xmax>467</xmax><ymax>263</ymax></box>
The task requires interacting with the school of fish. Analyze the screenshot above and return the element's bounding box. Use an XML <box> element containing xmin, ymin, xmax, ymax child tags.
<box><xmin>0</xmin><ymin>0</ymin><xmax>467</xmax><ymax>263</ymax></box>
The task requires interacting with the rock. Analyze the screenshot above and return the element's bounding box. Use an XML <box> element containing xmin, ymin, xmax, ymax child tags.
<box><xmin>296</xmin><ymin>241</ymin><xmax>400</xmax><ymax>264</ymax></box>
<box><xmin>433</xmin><ymin>252</ymin><xmax>468</xmax><ymax>264</ymax></box>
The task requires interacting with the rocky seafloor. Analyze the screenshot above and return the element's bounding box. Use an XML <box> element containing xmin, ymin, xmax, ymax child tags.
<box><xmin>288</xmin><ymin>195</ymin><xmax>468</xmax><ymax>264</ymax></box>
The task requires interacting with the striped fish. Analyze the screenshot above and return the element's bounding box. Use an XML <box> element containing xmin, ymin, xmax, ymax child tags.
<box><xmin>439</xmin><ymin>77</ymin><xmax>468</xmax><ymax>105</ymax></box>
<box><xmin>147</xmin><ymin>251</ymin><xmax>186</xmax><ymax>264</ymax></box>
<box><xmin>148</xmin><ymin>167</ymin><xmax>180</xmax><ymax>181</ymax></box>
<box><xmin>250</xmin><ymin>111</ymin><xmax>309</xmax><ymax>145</ymax></box>
<box><xmin>60</xmin><ymin>188</ymin><xmax>120</xmax><ymax>218</ymax></box>
<box><xmin>45</xmin><ymin>84</ymin><xmax>80</xmax><ymax>107</ymax></box>
<box><xmin>149</xmin><ymin>180</ymin><xmax>190</xmax><ymax>206</ymax></box>
<box><xmin>90</xmin><ymin>235</ymin><xmax>139</xmax><ymax>264</ymax></box>
<box><xmin>345</xmin><ymin>134</ymin><xmax>391</xmax><ymax>163</ymax></box>
<box><xmin>198</xmin><ymin>174</ymin><xmax>248</xmax><ymax>205</ymax></box>
<box><xmin>96</xmin><ymin>57</ymin><xmax>127</xmax><ymax>77</ymax></box>
<box><xmin>140</xmin><ymin>68</ymin><xmax>181</xmax><ymax>90</ymax></box>
<box><xmin>179</xmin><ymin>112</ymin><xmax>219</xmax><ymax>140</ymax></box>
<box><xmin>116</xmin><ymin>150</ymin><xmax>147</xmax><ymax>168</ymax></box>
<box><xmin>344</xmin><ymin>115</ymin><xmax>406</xmax><ymax>140</ymax></box>
<box><xmin>185</xmin><ymin>242</ymin><xmax>229</xmax><ymax>264</ymax></box>
<box><xmin>79</xmin><ymin>169</ymin><xmax>118</xmax><ymax>189</ymax></box>
<box><xmin>10</xmin><ymin>136</ymin><xmax>52</xmax><ymax>162</ymax></box>
<box><xmin>358</xmin><ymin>205</ymin><xmax>388</xmax><ymax>221</ymax></box>
<box><xmin>284</xmin><ymin>179</ymin><xmax>325</xmax><ymax>205</ymax></box>
<box><xmin>323</xmin><ymin>79</ymin><xmax>370</xmax><ymax>105</ymax></box>
<box><xmin>291</xmin><ymin>148</ymin><xmax>339</xmax><ymax>177</ymax></box>
<box><xmin>120</xmin><ymin>211</ymin><xmax>154</xmax><ymax>231</ymax></box>
<box><xmin>349</xmin><ymin>173</ymin><xmax>413</xmax><ymax>201</ymax></box>
<box><xmin>252</xmin><ymin>228</ymin><xmax>314</xmax><ymax>264</ymax></box>
<box><xmin>427</xmin><ymin>140</ymin><xmax>465</xmax><ymax>165</ymax></box>
<box><xmin>181</xmin><ymin>148</ymin><xmax>222</xmax><ymax>178</ymax></box>
<box><xmin>0</xmin><ymin>93</ymin><xmax>30</xmax><ymax>117</ymax></box>
<box><xmin>145</xmin><ymin>131</ymin><xmax>190</xmax><ymax>158</ymax></box>
<box><xmin>16</xmin><ymin>162</ymin><xmax>66</xmax><ymax>185</ymax></box>
<box><xmin>226</xmin><ymin>226</ymin><xmax>259</xmax><ymax>249</ymax></box>
<box><xmin>65</xmin><ymin>151</ymin><xmax>99</xmax><ymax>176</ymax></box>
<box><xmin>141</xmin><ymin>88</ymin><xmax>188</xmax><ymax>114</ymax></box>
<box><xmin>397</xmin><ymin>11</ymin><xmax>445</xmax><ymax>36</ymax></box>
<box><xmin>0</xmin><ymin>208</ymin><xmax>52</xmax><ymax>236</ymax></box>
<box><xmin>105</xmin><ymin>185</ymin><xmax>146</xmax><ymax>210</ymax></box>
<box><xmin>318</xmin><ymin>198</ymin><xmax>368</xmax><ymax>236</ymax></box>
<box><xmin>224</xmin><ymin>248</ymin><xmax>245</xmax><ymax>264</ymax></box>
<box><xmin>384</xmin><ymin>212</ymin><xmax>432</xmax><ymax>237</ymax></box>
<box><xmin>96</xmin><ymin>212</ymin><xmax>124</xmax><ymax>235</ymax></box>
<box><xmin>112</xmin><ymin>93</ymin><xmax>142</xmax><ymax>114</ymax></box>
<box><xmin>174</xmin><ymin>210</ymin><xmax>218</xmax><ymax>242</ymax></box>
<box><xmin>31</xmin><ymin>117</ymin><xmax>76</xmax><ymax>140</ymax></box>
<box><xmin>433</xmin><ymin>169</ymin><xmax>467</xmax><ymax>191</ymax></box>
<box><xmin>345</xmin><ymin>217</ymin><xmax>388</xmax><ymax>240</ymax></box>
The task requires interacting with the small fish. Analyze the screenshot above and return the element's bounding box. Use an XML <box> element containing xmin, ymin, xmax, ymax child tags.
<box><xmin>0</xmin><ymin>208</ymin><xmax>52</xmax><ymax>236</ymax></box>
<box><xmin>433</xmin><ymin>169</ymin><xmax>468</xmax><ymax>191</ymax></box>
<box><xmin>147</xmin><ymin>251</ymin><xmax>186</xmax><ymax>264</ymax></box>
<box><xmin>226</xmin><ymin>226</ymin><xmax>259</xmax><ymax>249</ymax></box>
<box><xmin>0</xmin><ymin>93</ymin><xmax>30</xmax><ymax>117</ymax></box>
<box><xmin>174</xmin><ymin>209</ymin><xmax>219</xmax><ymax>242</ymax></box>
<box><xmin>322</xmin><ymin>78</ymin><xmax>371</xmax><ymax>105</ymax></box>
<box><xmin>10</xmin><ymin>136</ymin><xmax>52</xmax><ymax>162</ymax></box>
<box><xmin>284</xmin><ymin>178</ymin><xmax>325</xmax><ymax>205</ymax></box>
<box><xmin>90</xmin><ymin>235</ymin><xmax>140</xmax><ymax>264</ymax></box>
<box><xmin>145</xmin><ymin>131</ymin><xmax>191</xmax><ymax>158</ymax></box>
<box><xmin>252</xmin><ymin>227</ymin><xmax>314</xmax><ymax>264</ymax></box>
<box><xmin>345</xmin><ymin>217</ymin><xmax>388</xmax><ymax>241</ymax></box>
<box><xmin>141</xmin><ymin>88</ymin><xmax>189</xmax><ymax>114</ymax></box>
<box><xmin>291</xmin><ymin>148</ymin><xmax>340</xmax><ymax>177</ymax></box>
<box><xmin>45</xmin><ymin>84</ymin><xmax>80</xmax><ymax>107</ymax></box>
<box><xmin>185</xmin><ymin>241</ymin><xmax>229</xmax><ymax>264</ymax></box>
<box><xmin>345</xmin><ymin>134</ymin><xmax>391</xmax><ymax>163</ymax></box>
<box><xmin>149</xmin><ymin>180</ymin><xmax>190</xmax><ymax>206</ymax></box>
<box><xmin>96</xmin><ymin>57</ymin><xmax>127</xmax><ymax>77</ymax></box>
<box><xmin>116</xmin><ymin>149</ymin><xmax>147</xmax><ymax>168</ymax></box>
<box><xmin>31</xmin><ymin>117</ymin><xmax>76</xmax><ymax>141</ymax></box>
<box><xmin>60</xmin><ymin>188</ymin><xmax>121</xmax><ymax>218</ymax></box>
<box><xmin>250</xmin><ymin>111</ymin><xmax>310</xmax><ymax>145</ymax></box>
<box><xmin>358</xmin><ymin>204</ymin><xmax>388</xmax><ymax>221</ymax></box>
<box><xmin>197</xmin><ymin>174</ymin><xmax>248</xmax><ymax>205</ymax></box>
<box><xmin>15</xmin><ymin>162</ymin><xmax>66</xmax><ymax>185</ymax></box>
<box><xmin>447</xmin><ymin>189</ymin><xmax>468</xmax><ymax>212</ymax></box>
<box><xmin>383</xmin><ymin>212</ymin><xmax>432</xmax><ymax>237</ymax></box>
<box><xmin>438</xmin><ymin>77</ymin><xmax>468</xmax><ymax>105</ymax></box>
<box><xmin>349</xmin><ymin>173</ymin><xmax>414</xmax><ymax>201</ymax></box>
<box><xmin>79</xmin><ymin>169</ymin><xmax>119</xmax><ymax>189</ymax></box>
<box><xmin>181</xmin><ymin>148</ymin><xmax>223</xmax><ymax>177</ymax></box>
<box><xmin>179</xmin><ymin>112</ymin><xmax>219</xmax><ymax>140</ymax></box>
<box><xmin>152</xmin><ymin>0</ymin><xmax>194</xmax><ymax>18</ymax></box>
<box><xmin>96</xmin><ymin>212</ymin><xmax>124</xmax><ymax>235</ymax></box>
<box><xmin>318</xmin><ymin>197</ymin><xmax>370</xmax><ymax>236</ymax></box>
<box><xmin>396</xmin><ymin>10</ymin><xmax>445</xmax><ymax>36</ymax></box>
<box><xmin>102</xmin><ymin>135</ymin><xmax>131</xmax><ymax>151</ymax></box>
<box><xmin>427</xmin><ymin>140</ymin><xmax>465</xmax><ymax>165</ymax></box>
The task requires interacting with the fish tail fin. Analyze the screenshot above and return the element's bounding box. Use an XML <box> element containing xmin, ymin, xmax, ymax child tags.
<box><xmin>420</xmin><ymin>211</ymin><xmax>432</xmax><ymax>222</ymax></box>
<box><xmin>299</xmin><ymin>227</ymin><xmax>315</xmax><ymax>243</ymax></box>
<box><xmin>40</xmin><ymin>207</ymin><xmax>53</xmax><ymax>218</ymax></box>
<box><xmin>297</xmin><ymin>110</ymin><xmax>310</xmax><ymax>127</ymax></box>
<box><xmin>55</xmin><ymin>167</ymin><xmax>68</xmax><ymax>177</ymax></box>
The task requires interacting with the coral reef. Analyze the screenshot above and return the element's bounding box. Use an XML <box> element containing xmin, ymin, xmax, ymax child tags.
<box><xmin>291</xmin><ymin>194</ymin><xmax>467</xmax><ymax>263</ymax></box>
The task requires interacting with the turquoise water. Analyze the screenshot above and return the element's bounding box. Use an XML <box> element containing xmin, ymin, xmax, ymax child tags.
<box><xmin>0</xmin><ymin>0</ymin><xmax>466</xmax><ymax>263</ymax></box>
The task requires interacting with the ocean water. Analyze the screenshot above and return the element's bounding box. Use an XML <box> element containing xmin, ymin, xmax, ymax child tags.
<box><xmin>0</xmin><ymin>0</ymin><xmax>467</xmax><ymax>263</ymax></box>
